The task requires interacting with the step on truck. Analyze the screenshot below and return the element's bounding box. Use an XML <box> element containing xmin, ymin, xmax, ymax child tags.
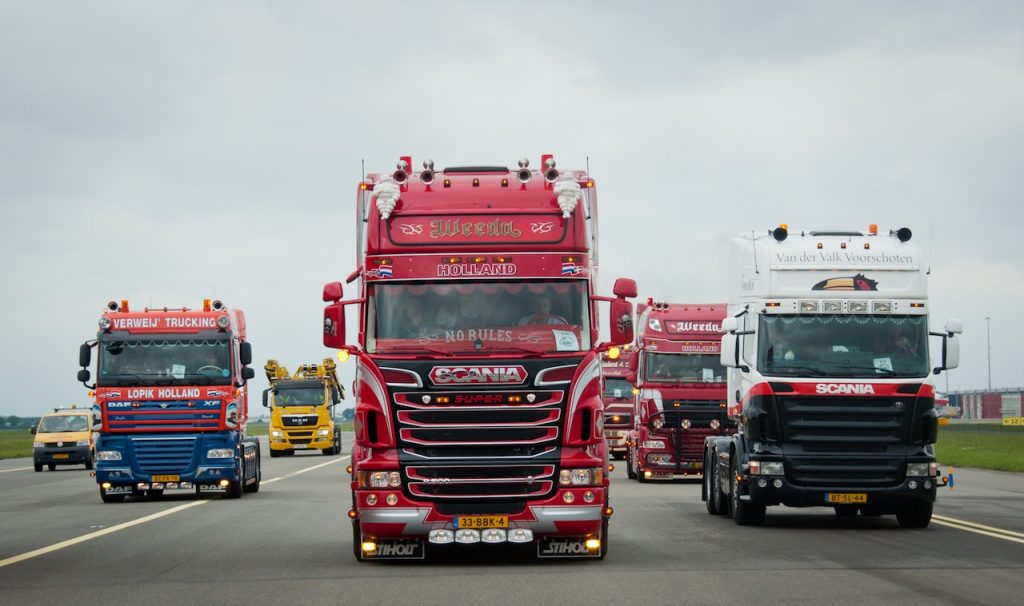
<box><xmin>626</xmin><ymin>301</ymin><xmax>733</xmax><ymax>481</ymax></box>
<box><xmin>263</xmin><ymin>358</ymin><xmax>345</xmax><ymax>456</ymax></box>
<box><xmin>77</xmin><ymin>298</ymin><xmax>261</xmax><ymax>502</ymax></box>
<box><xmin>705</xmin><ymin>225</ymin><xmax>962</xmax><ymax>527</ymax></box>
<box><xmin>601</xmin><ymin>346</ymin><xmax>634</xmax><ymax>460</ymax></box>
<box><xmin>322</xmin><ymin>155</ymin><xmax>637</xmax><ymax>560</ymax></box>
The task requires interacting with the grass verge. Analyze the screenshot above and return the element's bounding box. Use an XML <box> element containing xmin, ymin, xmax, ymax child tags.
<box><xmin>936</xmin><ymin>423</ymin><xmax>1024</xmax><ymax>473</ymax></box>
<box><xmin>0</xmin><ymin>429</ymin><xmax>35</xmax><ymax>459</ymax></box>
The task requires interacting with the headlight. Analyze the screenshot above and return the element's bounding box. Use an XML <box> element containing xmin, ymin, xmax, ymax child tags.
<box><xmin>647</xmin><ymin>453</ymin><xmax>672</xmax><ymax>465</ymax></box>
<box><xmin>907</xmin><ymin>462</ymin><xmax>936</xmax><ymax>477</ymax></box>
<box><xmin>271</xmin><ymin>430</ymin><xmax>282</xmax><ymax>437</ymax></box>
<box><xmin>76</xmin><ymin>440</ymin><xmax>91</xmax><ymax>446</ymax></box>
<box><xmin>33</xmin><ymin>441</ymin><xmax>44</xmax><ymax>448</ymax></box>
<box><xmin>710</xmin><ymin>418</ymin><xmax>721</xmax><ymax>430</ymax></box>
<box><xmin>96</xmin><ymin>450</ymin><xmax>122</xmax><ymax>461</ymax></box>
<box><xmin>559</xmin><ymin>468</ymin><xmax>603</xmax><ymax>486</ymax></box>
<box><xmin>317</xmin><ymin>428</ymin><xmax>330</xmax><ymax>437</ymax></box>
<box><xmin>642</xmin><ymin>440</ymin><xmax>665</xmax><ymax>449</ymax></box>
<box><xmin>652</xmin><ymin>417</ymin><xmax>664</xmax><ymax>430</ymax></box>
<box><xmin>749</xmin><ymin>461</ymin><xmax>784</xmax><ymax>475</ymax></box>
<box><xmin>359</xmin><ymin>471</ymin><xmax>401</xmax><ymax>488</ymax></box>
<box><xmin>680</xmin><ymin>419</ymin><xmax>692</xmax><ymax>429</ymax></box>
<box><xmin>207</xmin><ymin>448</ymin><xmax>235</xmax><ymax>459</ymax></box>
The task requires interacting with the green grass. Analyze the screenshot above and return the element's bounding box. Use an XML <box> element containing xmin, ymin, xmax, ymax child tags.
<box><xmin>936</xmin><ymin>424</ymin><xmax>1024</xmax><ymax>473</ymax></box>
<box><xmin>0</xmin><ymin>429</ymin><xmax>35</xmax><ymax>460</ymax></box>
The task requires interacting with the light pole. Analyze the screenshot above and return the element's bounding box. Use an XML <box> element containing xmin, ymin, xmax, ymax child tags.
<box><xmin>986</xmin><ymin>316</ymin><xmax>991</xmax><ymax>390</ymax></box>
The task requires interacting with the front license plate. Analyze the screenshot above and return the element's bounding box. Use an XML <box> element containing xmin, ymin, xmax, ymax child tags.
<box><xmin>152</xmin><ymin>475</ymin><xmax>180</xmax><ymax>482</ymax></box>
<box><xmin>825</xmin><ymin>493</ymin><xmax>867</xmax><ymax>504</ymax></box>
<box><xmin>52</xmin><ymin>453</ymin><xmax>70</xmax><ymax>459</ymax></box>
<box><xmin>455</xmin><ymin>515</ymin><xmax>508</xmax><ymax>529</ymax></box>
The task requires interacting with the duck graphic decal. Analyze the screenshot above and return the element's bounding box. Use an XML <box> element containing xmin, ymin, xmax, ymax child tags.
<box><xmin>812</xmin><ymin>273</ymin><xmax>879</xmax><ymax>291</ymax></box>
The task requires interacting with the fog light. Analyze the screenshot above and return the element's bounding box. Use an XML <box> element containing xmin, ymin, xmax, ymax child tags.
<box><xmin>757</xmin><ymin>478</ymin><xmax>768</xmax><ymax>488</ymax></box>
<box><xmin>167</xmin><ymin>482</ymin><xmax>179</xmax><ymax>489</ymax></box>
<box><xmin>386</xmin><ymin>494</ymin><xmax>398</xmax><ymax>506</ymax></box>
<box><xmin>181</xmin><ymin>482</ymin><xmax>193</xmax><ymax>489</ymax></box>
<box><xmin>366</xmin><ymin>494</ymin><xmax>378</xmax><ymax>505</ymax></box>
<box><xmin>908</xmin><ymin>480</ymin><xmax>918</xmax><ymax>490</ymax></box>
<box><xmin>219</xmin><ymin>479</ymin><xmax>230</xmax><ymax>487</ymax></box>
<box><xmin>151</xmin><ymin>482</ymin><xmax>164</xmax><ymax>490</ymax></box>
<box><xmin>710</xmin><ymin>418</ymin><xmax>721</xmax><ymax>430</ymax></box>
<box><xmin>508</xmin><ymin>528</ymin><xmax>533</xmax><ymax>543</ymax></box>
<box><xmin>481</xmin><ymin>529</ymin><xmax>507</xmax><ymax>543</ymax></box>
<box><xmin>101</xmin><ymin>482</ymin><xmax>112</xmax><ymax>489</ymax></box>
<box><xmin>562</xmin><ymin>492</ymin><xmax>575</xmax><ymax>504</ymax></box>
<box><xmin>137</xmin><ymin>483</ymin><xmax>149</xmax><ymax>490</ymax></box>
<box><xmin>643</xmin><ymin>470</ymin><xmax>652</xmax><ymax>478</ymax></box>
<box><xmin>361</xmin><ymin>541</ymin><xmax>377</xmax><ymax>553</ymax></box>
<box><xmin>348</xmin><ymin>510</ymin><xmax>358</xmax><ymax>519</ymax></box>
<box><xmin>583</xmin><ymin>490</ymin><xmax>595</xmax><ymax>503</ymax></box>
<box><xmin>455</xmin><ymin>529</ymin><xmax>480</xmax><ymax>544</ymax></box>
<box><xmin>585</xmin><ymin>538</ymin><xmax>601</xmax><ymax>551</ymax></box>
<box><xmin>429</xmin><ymin>529</ymin><xmax>454</xmax><ymax>544</ymax></box>
<box><xmin>924</xmin><ymin>480</ymin><xmax>933</xmax><ymax>490</ymax></box>
<box><xmin>772</xmin><ymin>479</ymin><xmax>783</xmax><ymax>488</ymax></box>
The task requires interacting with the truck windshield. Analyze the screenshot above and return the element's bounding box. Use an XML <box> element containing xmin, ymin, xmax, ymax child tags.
<box><xmin>645</xmin><ymin>353</ymin><xmax>725</xmax><ymax>383</ymax></box>
<box><xmin>603</xmin><ymin>378</ymin><xmax>633</xmax><ymax>399</ymax></box>
<box><xmin>97</xmin><ymin>338</ymin><xmax>232</xmax><ymax>386</ymax></box>
<box><xmin>758</xmin><ymin>315</ymin><xmax>930</xmax><ymax>378</ymax></box>
<box><xmin>38</xmin><ymin>415</ymin><xmax>89</xmax><ymax>433</ymax></box>
<box><xmin>367</xmin><ymin>279</ymin><xmax>591</xmax><ymax>355</ymax></box>
<box><xmin>274</xmin><ymin>387</ymin><xmax>324</xmax><ymax>406</ymax></box>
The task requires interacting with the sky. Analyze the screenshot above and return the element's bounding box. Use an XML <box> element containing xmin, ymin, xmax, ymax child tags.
<box><xmin>1</xmin><ymin>1</ymin><xmax>1021</xmax><ymax>417</ymax></box>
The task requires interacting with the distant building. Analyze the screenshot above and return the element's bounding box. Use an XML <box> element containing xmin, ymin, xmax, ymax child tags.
<box><xmin>948</xmin><ymin>388</ymin><xmax>1024</xmax><ymax>420</ymax></box>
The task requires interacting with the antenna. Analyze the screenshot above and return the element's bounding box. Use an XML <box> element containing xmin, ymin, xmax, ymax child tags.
<box><xmin>927</xmin><ymin>209</ymin><xmax>936</xmax><ymax>275</ymax></box>
<box><xmin>752</xmin><ymin>230</ymin><xmax>760</xmax><ymax>274</ymax></box>
<box><xmin>586</xmin><ymin>155</ymin><xmax>590</xmax><ymax>177</ymax></box>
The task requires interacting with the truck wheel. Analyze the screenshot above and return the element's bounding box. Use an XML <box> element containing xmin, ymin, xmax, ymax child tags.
<box><xmin>85</xmin><ymin>457</ymin><xmax>94</xmax><ymax>470</ymax></box>
<box><xmin>48</xmin><ymin>463</ymin><xmax>56</xmax><ymax>471</ymax></box>
<box><xmin>730</xmin><ymin>459</ymin><xmax>765</xmax><ymax>526</ymax></box>
<box><xmin>352</xmin><ymin>520</ymin><xmax>366</xmax><ymax>562</ymax></box>
<box><xmin>596</xmin><ymin>516</ymin><xmax>609</xmax><ymax>561</ymax></box>
<box><xmin>100</xmin><ymin>488</ymin><xmax>125</xmax><ymax>503</ymax></box>
<box><xmin>244</xmin><ymin>449</ymin><xmax>261</xmax><ymax>493</ymax></box>
<box><xmin>704</xmin><ymin>450</ymin><xmax>719</xmax><ymax>515</ymax></box>
<box><xmin>225</xmin><ymin>480</ymin><xmax>243</xmax><ymax>499</ymax></box>
<box><xmin>625</xmin><ymin>448</ymin><xmax>637</xmax><ymax>480</ymax></box>
<box><xmin>269</xmin><ymin>449</ymin><xmax>281</xmax><ymax>458</ymax></box>
<box><xmin>146</xmin><ymin>489</ymin><xmax>164</xmax><ymax>498</ymax></box>
<box><xmin>896</xmin><ymin>501</ymin><xmax>933</xmax><ymax>529</ymax></box>
<box><xmin>34</xmin><ymin>462</ymin><xmax>42</xmax><ymax>472</ymax></box>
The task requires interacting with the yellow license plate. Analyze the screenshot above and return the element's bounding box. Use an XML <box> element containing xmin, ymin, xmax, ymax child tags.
<box><xmin>52</xmin><ymin>453</ymin><xmax>70</xmax><ymax>459</ymax></box>
<box><xmin>456</xmin><ymin>515</ymin><xmax>508</xmax><ymax>529</ymax></box>
<box><xmin>152</xmin><ymin>475</ymin><xmax>180</xmax><ymax>482</ymax></box>
<box><xmin>826</xmin><ymin>493</ymin><xmax>867</xmax><ymax>504</ymax></box>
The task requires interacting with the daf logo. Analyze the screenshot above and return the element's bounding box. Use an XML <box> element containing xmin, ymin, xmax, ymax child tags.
<box><xmin>159</xmin><ymin>403</ymin><xmax>169</xmax><ymax>409</ymax></box>
<box><xmin>895</xmin><ymin>401</ymin><xmax>904</xmax><ymax>409</ymax></box>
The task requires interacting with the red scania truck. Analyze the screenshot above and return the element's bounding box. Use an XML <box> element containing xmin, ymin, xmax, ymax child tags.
<box><xmin>626</xmin><ymin>301</ymin><xmax>733</xmax><ymax>482</ymax></box>
<box><xmin>705</xmin><ymin>225</ymin><xmax>961</xmax><ymax>527</ymax></box>
<box><xmin>601</xmin><ymin>347</ymin><xmax>634</xmax><ymax>460</ymax></box>
<box><xmin>77</xmin><ymin>299</ymin><xmax>260</xmax><ymax>502</ymax></box>
<box><xmin>322</xmin><ymin>155</ymin><xmax>637</xmax><ymax>560</ymax></box>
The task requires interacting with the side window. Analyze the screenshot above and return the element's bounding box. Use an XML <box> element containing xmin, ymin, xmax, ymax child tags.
<box><xmin>741</xmin><ymin>313</ymin><xmax>754</xmax><ymax>364</ymax></box>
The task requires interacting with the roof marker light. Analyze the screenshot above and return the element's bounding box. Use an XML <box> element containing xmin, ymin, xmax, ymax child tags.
<box><xmin>869</xmin><ymin>224</ymin><xmax>878</xmax><ymax>235</ymax></box>
<box><xmin>203</xmin><ymin>298</ymin><xmax>212</xmax><ymax>312</ymax></box>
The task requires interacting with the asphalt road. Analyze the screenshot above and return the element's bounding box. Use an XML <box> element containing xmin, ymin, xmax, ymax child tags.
<box><xmin>1</xmin><ymin>435</ymin><xmax>1021</xmax><ymax>605</ymax></box>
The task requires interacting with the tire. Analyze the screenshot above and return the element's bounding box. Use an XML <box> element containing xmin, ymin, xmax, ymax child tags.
<box><xmin>85</xmin><ymin>458</ymin><xmax>94</xmax><ymax>470</ymax></box>
<box><xmin>352</xmin><ymin>520</ymin><xmax>365</xmax><ymax>562</ymax></box>
<box><xmin>596</xmin><ymin>516</ymin><xmax>609</xmax><ymax>561</ymax></box>
<box><xmin>225</xmin><ymin>480</ymin><xmax>243</xmax><ymax>499</ymax></box>
<box><xmin>896</xmin><ymin>501</ymin><xmax>933</xmax><ymax>529</ymax></box>
<box><xmin>146</xmin><ymin>489</ymin><xmax>164</xmax><ymax>498</ymax></box>
<box><xmin>712</xmin><ymin>458</ymin><xmax>729</xmax><ymax>516</ymax></box>
<box><xmin>34</xmin><ymin>462</ymin><xmax>42</xmax><ymax>472</ymax></box>
<box><xmin>625</xmin><ymin>448</ymin><xmax>637</xmax><ymax>480</ymax></box>
<box><xmin>244</xmin><ymin>448</ymin><xmax>261</xmax><ymax>493</ymax></box>
<box><xmin>704</xmin><ymin>449</ymin><xmax>719</xmax><ymax>515</ymax></box>
<box><xmin>48</xmin><ymin>463</ymin><xmax>56</xmax><ymax>471</ymax></box>
<box><xmin>834</xmin><ymin>505</ymin><xmax>859</xmax><ymax>517</ymax></box>
<box><xmin>269</xmin><ymin>449</ymin><xmax>281</xmax><ymax>458</ymax></box>
<box><xmin>730</xmin><ymin>458</ymin><xmax>765</xmax><ymax>526</ymax></box>
<box><xmin>284</xmin><ymin>450</ymin><xmax>295</xmax><ymax>456</ymax></box>
<box><xmin>100</xmin><ymin>488</ymin><xmax>125</xmax><ymax>503</ymax></box>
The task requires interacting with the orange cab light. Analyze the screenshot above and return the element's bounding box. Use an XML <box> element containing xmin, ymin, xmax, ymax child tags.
<box><xmin>493</xmin><ymin>256</ymin><xmax>512</xmax><ymax>263</ymax></box>
<box><xmin>472</xmin><ymin>178</ymin><xmax>480</xmax><ymax>187</ymax></box>
<box><xmin>120</xmin><ymin>300</ymin><xmax>129</xmax><ymax>312</ymax></box>
<box><xmin>865</xmin><ymin>243</ymin><xmax>871</xmax><ymax>249</ymax></box>
<box><xmin>471</xmin><ymin>256</ymin><xmax>486</xmax><ymax>264</ymax></box>
<box><xmin>910</xmin><ymin>303</ymin><xmax>925</xmax><ymax>308</ymax></box>
<box><xmin>585</xmin><ymin>181</ymin><xmax>594</xmax><ymax>188</ymax></box>
<box><xmin>508</xmin><ymin>395</ymin><xmax>522</xmax><ymax>403</ymax></box>
<box><xmin>779</xmin><ymin>223</ymin><xmax>788</xmax><ymax>230</ymax></box>
<box><xmin>203</xmin><ymin>298</ymin><xmax>212</xmax><ymax>312</ymax></box>
<box><xmin>443</xmin><ymin>179</ymin><xmax>451</xmax><ymax>188</ymax></box>
<box><xmin>562</xmin><ymin>256</ymin><xmax>577</xmax><ymax>263</ymax></box>
<box><xmin>841</xmin><ymin>242</ymin><xmax>847</xmax><ymax>249</ymax></box>
<box><xmin>445</xmin><ymin>257</ymin><xmax>462</xmax><ymax>264</ymax></box>
<box><xmin>436</xmin><ymin>396</ymin><xmax>450</xmax><ymax>404</ymax></box>
<box><xmin>359</xmin><ymin>183</ymin><xmax>368</xmax><ymax>190</ymax></box>
<box><xmin>501</xmin><ymin>178</ymin><xmax>509</xmax><ymax>187</ymax></box>
<box><xmin>765</xmin><ymin>302</ymin><xmax>781</xmax><ymax>308</ymax></box>
<box><xmin>817</xmin><ymin>243</ymin><xmax>823</xmax><ymax>249</ymax></box>
<box><xmin>373</xmin><ymin>258</ymin><xmax>392</xmax><ymax>266</ymax></box>
<box><xmin>869</xmin><ymin>223</ymin><xmax>878</xmax><ymax>235</ymax></box>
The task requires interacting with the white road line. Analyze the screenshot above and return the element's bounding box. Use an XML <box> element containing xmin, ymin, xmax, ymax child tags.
<box><xmin>932</xmin><ymin>514</ymin><xmax>1024</xmax><ymax>542</ymax></box>
<box><xmin>263</xmin><ymin>455</ymin><xmax>349</xmax><ymax>484</ymax></box>
<box><xmin>0</xmin><ymin>454</ymin><xmax>351</xmax><ymax>569</ymax></box>
<box><xmin>0</xmin><ymin>466</ymin><xmax>33</xmax><ymax>474</ymax></box>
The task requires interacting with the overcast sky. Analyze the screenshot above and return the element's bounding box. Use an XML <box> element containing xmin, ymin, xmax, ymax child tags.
<box><xmin>2</xmin><ymin>1</ymin><xmax>1021</xmax><ymax>417</ymax></box>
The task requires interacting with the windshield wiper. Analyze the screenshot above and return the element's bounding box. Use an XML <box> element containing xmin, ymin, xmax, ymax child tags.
<box><xmin>380</xmin><ymin>344</ymin><xmax>454</xmax><ymax>357</ymax></box>
<box><xmin>829</xmin><ymin>364</ymin><xmax>897</xmax><ymax>376</ymax></box>
<box><xmin>767</xmin><ymin>364</ymin><xmax>828</xmax><ymax>376</ymax></box>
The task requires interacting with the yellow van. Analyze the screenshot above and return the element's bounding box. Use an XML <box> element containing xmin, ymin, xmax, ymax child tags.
<box><xmin>32</xmin><ymin>406</ymin><xmax>95</xmax><ymax>472</ymax></box>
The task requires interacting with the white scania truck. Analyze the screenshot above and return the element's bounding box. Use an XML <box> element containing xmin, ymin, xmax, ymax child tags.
<box><xmin>703</xmin><ymin>225</ymin><xmax>962</xmax><ymax>528</ymax></box>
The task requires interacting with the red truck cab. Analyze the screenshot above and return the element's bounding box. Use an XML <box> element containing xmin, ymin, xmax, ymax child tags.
<box><xmin>601</xmin><ymin>347</ymin><xmax>635</xmax><ymax>460</ymax></box>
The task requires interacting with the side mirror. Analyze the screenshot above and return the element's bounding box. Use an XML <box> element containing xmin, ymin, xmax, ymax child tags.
<box><xmin>29</xmin><ymin>426</ymin><xmax>36</xmax><ymax>434</ymax></box>
<box><xmin>79</xmin><ymin>343</ymin><xmax>91</xmax><ymax>367</ymax></box>
<box><xmin>77</xmin><ymin>369</ymin><xmax>91</xmax><ymax>383</ymax></box>
<box><xmin>720</xmin><ymin>334</ymin><xmax>739</xmax><ymax>369</ymax></box>
<box><xmin>262</xmin><ymin>389</ymin><xmax>270</xmax><ymax>408</ymax></box>
<box><xmin>241</xmin><ymin>367</ymin><xmax>255</xmax><ymax>381</ymax></box>
<box><xmin>239</xmin><ymin>342</ymin><xmax>253</xmax><ymax>366</ymax></box>
<box><xmin>945</xmin><ymin>318</ymin><xmax>963</xmax><ymax>335</ymax></box>
<box><xmin>939</xmin><ymin>334</ymin><xmax>960</xmax><ymax>372</ymax></box>
<box><xmin>324</xmin><ymin>302</ymin><xmax>346</xmax><ymax>349</ymax></box>
<box><xmin>323</xmin><ymin>281</ymin><xmax>344</xmax><ymax>303</ymax></box>
<box><xmin>332</xmin><ymin>386</ymin><xmax>342</xmax><ymax>404</ymax></box>
<box><xmin>612</xmin><ymin>277</ymin><xmax>638</xmax><ymax>299</ymax></box>
<box><xmin>721</xmin><ymin>317</ymin><xmax>738</xmax><ymax>334</ymax></box>
<box><xmin>627</xmin><ymin>351</ymin><xmax>639</xmax><ymax>372</ymax></box>
<box><xmin>626</xmin><ymin>371</ymin><xmax>637</xmax><ymax>385</ymax></box>
<box><xmin>608</xmin><ymin>298</ymin><xmax>634</xmax><ymax>346</ymax></box>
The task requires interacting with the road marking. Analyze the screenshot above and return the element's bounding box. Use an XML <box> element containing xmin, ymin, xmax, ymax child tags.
<box><xmin>263</xmin><ymin>455</ymin><xmax>349</xmax><ymax>485</ymax></box>
<box><xmin>932</xmin><ymin>514</ymin><xmax>1024</xmax><ymax>544</ymax></box>
<box><xmin>0</xmin><ymin>501</ymin><xmax>208</xmax><ymax>569</ymax></box>
<box><xmin>0</xmin><ymin>454</ymin><xmax>351</xmax><ymax>569</ymax></box>
<box><xmin>0</xmin><ymin>466</ymin><xmax>33</xmax><ymax>474</ymax></box>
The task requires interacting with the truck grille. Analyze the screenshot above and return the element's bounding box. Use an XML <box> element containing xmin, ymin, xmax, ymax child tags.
<box><xmin>107</xmin><ymin>401</ymin><xmax>221</xmax><ymax>431</ymax></box>
<box><xmin>130</xmin><ymin>437</ymin><xmax>197</xmax><ymax>475</ymax></box>
<box><xmin>406</xmin><ymin>464</ymin><xmax>555</xmax><ymax>500</ymax></box>
<box><xmin>282</xmin><ymin>415</ymin><xmax>318</xmax><ymax>427</ymax></box>
<box><xmin>776</xmin><ymin>395</ymin><xmax>912</xmax><ymax>488</ymax></box>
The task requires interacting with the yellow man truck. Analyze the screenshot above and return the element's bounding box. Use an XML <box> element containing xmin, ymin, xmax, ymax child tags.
<box><xmin>263</xmin><ymin>359</ymin><xmax>344</xmax><ymax>457</ymax></box>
